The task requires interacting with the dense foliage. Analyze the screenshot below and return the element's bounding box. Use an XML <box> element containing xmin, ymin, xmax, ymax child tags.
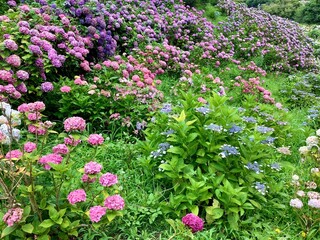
<box><xmin>1</xmin><ymin>0</ymin><xmax>320</xmax><ymax>239</ymax></box>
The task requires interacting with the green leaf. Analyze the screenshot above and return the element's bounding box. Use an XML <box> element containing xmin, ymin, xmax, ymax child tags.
<box><xmin>37</xmin><ymin>235</ymin><xmax>50</xmax><ymax>240</ymax></box>
<box><xmin>22</xmin><ymin>224</ymin><xmax>34</xmax><ymax>234</ymax></box>
<box><xmin>1</xmin><ymin>225</ymin><xmax>17</xmax><ymax>238</ymax></box>
<box><xmin>249</xmin><ymin>199</ymin><xmax>262</xmax><ymax>209</ymax></box>
<box><xmin>106</xmin><ymin>211</ymin><xmax>117</xmax><ymax>222</ymax></box>
<box><xmin>173</xmin><ymin>110</ymin><xmax>186</xmax><ymax>122</ymax></box>
<box><xmin>186</xmin><ymin>133</ymin><xmax>198</xmax><ymax>142</ymax></box>
<box><xmin>227</xmin><ymin>212</ymin><xmax>239</xmax><ymax>230</ymax></box>
<box><xmin>206</xmin><ymin>207</ymin><xmax>224</xmax><ymax>219</ymax></box>
<box><xmin>190</xmin><ymin>205</ymin><xmax>199</xmax><ymax>215</ymax></box>
<box><xmin>39</xmin><ymin>219</ymin><xmax>55</xmax><ymax>228</ymax></box>
<box><xmin>167</xmin><ymin>146</ymin><xmax>185</xmax><ymax>156</ymax></box>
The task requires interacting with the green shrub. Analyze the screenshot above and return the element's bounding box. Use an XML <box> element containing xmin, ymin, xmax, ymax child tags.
<box><xmin>139</xmin><ymin>91</ymin><xmax>290</xmax><ymax>229</ymax></box>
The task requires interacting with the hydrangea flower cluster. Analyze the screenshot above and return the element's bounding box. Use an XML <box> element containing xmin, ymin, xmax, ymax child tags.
<box><xmin>182</xmin><ymin>213</ymin><xmax>204</xmax><ymax>233</ymax></box>
<box><xmin>2</xmin><ymin>207</ymin><xmax>23</xmax><ymax>227</ymax></box>
<box><xmin>0</xmin><ymin>102</ymin><xmax>21</xmax><ymax>144</ymax></box>
<box><xmin>64</xmin><ymin>116</ymin><xmax>86</xmax><ymax>132</ymax></box>
<box><xmin>67</xmin><ymin>189</ymin><xmax>87</xmax><ymax>205</ymax></box>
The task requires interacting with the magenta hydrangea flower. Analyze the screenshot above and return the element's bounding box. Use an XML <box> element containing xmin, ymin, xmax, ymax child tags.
<box><xmin>17</xmin><ymin>103</ymin><xmax>29</xmax><ymax>113</ymax></box>
<box><xmin>87</xmin><ymin>134</ymin><xmax>104</xmax><ymax>146</ymax></box>
<box><xmin>6</xmin><ymin>55</ymin><xmax>21</xmax><ymax>67</ymax></box>
<box><xmin>52</xmin><ymin>144</ymin><xmax>69</xmax><ymax>155</ymax></box>
<box><xmin>182</xmin><ymin>213</ymin><xmax>204</xmax><ymax>233</ymax></box>
<box><xmin>84</xmin><ymin>161</ymin><xmax>103</xmax><ymax>174</ymax></box>
<box><xmin>27</xmin><ymin>112</ymin><xmax>41</xmax><ymax>121</ymax></box>
<box><xmin>4</xmin><ymin>39</ymin><xmax>18</xmax><ymax>51</ymax></box>
<box><xmin>5</xmin><ymin>150</ymin><xmax>23</xmax><ymax>159</ymax></box>
<box><xmin>41</xmin><ymin>82</ymin><xmax>54</xmax><ymax>92</ymax></box>
<box><xmin>64</xmin><ymin>116</ymin><xmax>86</xmax><ymax>132</ymax></box>
<box><xmin>28</xmin><ymin>124</ymin><xmax>47</xmax><ymax>135</ymax></box>
<box><xmin>100</xmin><ymin>173</ymin><xmax>118</xmax><ymax>187</ymax></box>
<box><xmin>24</xmin><ymin>142</ymin><xmax>37</xmax><ymax>153</ymax></box>
<box><xmin>81</xmin><ymin>174</ymin><xmax>96</xmax><ymax>183</ymax></box>
<box><xmin>104</xmin><ymin>195</ymin><xmax>125</xmax><ymax>210</ymax></box>
<box><xmin>64</xmin><ymin>136</ymin><xmax>81</xmax><ymax>146</ymax></box>
<box><xmin>67</xmin><ymin>189</ymin><xmax>86</xmax><ymax>205</ymax></box>
<box><xmin>16</xmin><ymin>70</ymin><xmax>29</xmax><ymax>80</ymax></box>
<box><xmin>28</xmin><ymin>101</ymin><xmax>45</xmax><ymax>112</ymax></box>
<box><xmin>2</xmin><ymin>207</ymin><xmax>23</xmax><ymax>227</ymax></box>
<box><xmin>60</xmin><ymin>86</ymin><xmax>71</xmax><ymax>93</ymax></box>
<box><xmin>38</xmin><ymin>153</ymin><xmax>63</xmax><ymax>170</ymax></box>
<box><xmin>0</xmin><ymin>70</ymin><xmax>13</xmax><ymax>82</ymax></box>
<box><xmin>89</xmin><ymin>206</ymin><xmax>106</xmax><ymax>222</ymax></box>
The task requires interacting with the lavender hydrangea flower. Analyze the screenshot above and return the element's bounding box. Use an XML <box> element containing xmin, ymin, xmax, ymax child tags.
<box><xmin>41</xmin><ymin>82</ymin><xmax>54</xmax><ymax>92</ymax></box>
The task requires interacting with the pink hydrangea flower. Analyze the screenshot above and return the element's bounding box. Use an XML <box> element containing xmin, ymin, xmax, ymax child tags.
<box><xmin>24</xmin><ymin>142</ymin><xmax>37</xmax><ymax>153</ymax></box>
<box><xmin>16</xmin><ymin>70</ymin><xmax>29</xmax><ymax>80</ymax></box>
<box><xmin>104</xmin><ymin>195</ymin><xmax>125</xmax><ymax>210</ymax></box>
<box><xmin>28</xmin><ymin>124</ymin><xmax>47</xmax><ymax>135</ymax></box>
<box><xmin>64</xmin><ymin>116</ymin><xmax>86</xmax><ymax>132</ymax></box>
<box><xmin>60</xmin><ymin>86</ymin><xmax>71</xmax><ymax>93</ymax></box>
<box><xmin>52</xmin><ymin>144</ymin><xmax>69</xmax><ymax>155</ymax></box>
<box><xmin>89</xmin><ymin>206</ymin><xmax>106</xmax><ymax>222</ymax></box>
<box><xmin>38</xmin><ymin>153</ymin><xmax>63</xmax><ymax>170</ymax></box>
<box><xmin>17</xmin><ymin>103</ymin><xmax>29</xmax><ymax>113</ymax></box>
<box><xmin>28</xmin><ymin>101</ymin><xmax>45</xmax><ymax>112</ymax></box>
<box><xmin>290</xmin><ymin>198</ymin><xmax>303</xmax><ymax>209</ymax></box>
<box><xmin>81</xmin><ymin>174</ymin><xmax>96</xmax><ymax>183</ymax></box>
<box><xmin>64</xmin><ymin>136</ymin><xmax>81</xmax><ymax>146</ymax></box>
<box><xmin>6</xmin><ymin>55</ymin><xmax>21</xmax><ymax>67</ymax></box>
<box><xmin>67</xmin><ymin>189</ymin><xmax>86</xmax><ymax>205</ymax></box>
<box><xmin>87</xmin><ymin>134</ymin><xmax>104</xmax><ymax>146</ymax></box>
<box><xmin>3</xmin><ymin>207</ymin><xmax>23</xmax><ymax>226</ymax></box>
<box><xmin>182</xmin><ymin>213</ymin><xmax>204</xmax><ymax>232</ymax></box>
<box><xmin>27</xmin><ymin>112</ymin><xmax>41</xmax><ymax>121</ymax></box>
<box><xmin>5</xmin><ymin>150</ymin><xmax>23</xmax><ymax>159</ymax></box>
<box><xmin>4</xmin><ymin>39</ymin><xmax>18</xmax><ymax>51</ymax></box>
<box><xmin>84</xmin><ymin>161</ymin><xmax>102</xmax><ymax>174</ymax></box>
<box><xmin>100</xmin><ymin>173</ymin><xmax>118</xmax><ymax>187</ymax></box>
<box><xmin>308</xmin><ymin>199</ymin><xmax>320</xmax><ymax>208</ymax></box>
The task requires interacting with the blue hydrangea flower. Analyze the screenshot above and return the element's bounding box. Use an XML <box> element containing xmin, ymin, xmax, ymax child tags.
<box><xmin>245</xmin><ymin>161</ymin><xmax>262</xmax><ymax>174</ymax></box>
<box><xmin>160</xmin><ymin>103</ymin><xmax>172</xmax><ymax>113</ymax></box>
<box><xmin>229</xmin><ymin>125</ymin><xmax>243</xmax><ymax>134</ymax></box>
<box><xmin>254</xmin><ymin>182</ymin><xmax>268</xmax><ymax>195</ymax></box>
<box><xmin>161</xmin><ymin>129</ymin><xmax>175</xmax><ymax>136</ymax></box>
<box><xmin>270</xmin><ymin>162</ymin><xmax>281</xmax><ymax>171</ymax></box>
<box><xmin>219</xmin><ymin>144</ymin><xmax>239</xmax><ymax>158</ymax></box>
<box><xmin>205</xmin><ymin>123</ymin><xmax>223</xmax><ymax>133</ymax></box>
<box><xmin>256</xmin><ymin>126</ymin><xmax>274</xmax><ymax>134</ymax></box>
<box><xmin>242</xmin><ymin>116</ymin><xmax>257</xmax><ymax>123</ymax></box>
<box><xmin>158</xmin><ymin>142</ymin><xmax>171</xmax><ymax>152</ymax></box>
<box><xmin>196</xmin><ymin>106</ymin><xmax>211</xmax><ymax>115</ymax></box>
<box><xmin>261</xmin><ymin>136</ymin><xmax>276</xmax><ymax>145</ymax></box>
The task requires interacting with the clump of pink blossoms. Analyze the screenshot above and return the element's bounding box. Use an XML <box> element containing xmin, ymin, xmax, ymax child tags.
<box><xmin>64</xmin><ymin>116</ymin><xmax>86</xmax><ymax>132</ymax></box>
<box><xmin>24</xmin><ymin>142</ymin><xmax>37</xmax><ymax>153</ymax></box>
<box><xmin>100</xmin><ymin>173</ymin><xmax>118</xmax><ymax>187</ymax></box>
<box><xmin>5</xmin><ymin>149</ymin><xmax>23</xmax><ymax>159</ymax></box>
<box><xmin>38</xmin><ymin>153</ymin><xmax>63</xmax><ymax>170</ymax></box>
<box><xmin>84</xmin><ymin>161</ymin><xmax>102</xmax><ymax>174</ymax></box>
<box><xmin>89</xmin><ymin>206</ymin><xmax>107</xmax><ymax>222</ymax></box>
<box><xmin>104</xmin><ymin>195</ymin><xmax>125</xmax><ymax>210</ymax></box>
<box><xmin>67</xmin><ymin>189</ymin><xmax>86</xmax><ymax>205</ymax></box>
<box><xmin>87</xmin><ymin>134</ymin><xmax>104</xmax><ymax>146</ymax></box>
<box><xmin>182</xmin><ymin>213</ymin><xmax>204</xmax><ymax>232</ymax></box>
<box><xmin>3</xmin><ymin>207</ymin><xmax>23</xmax><ymax>226</ymax></box>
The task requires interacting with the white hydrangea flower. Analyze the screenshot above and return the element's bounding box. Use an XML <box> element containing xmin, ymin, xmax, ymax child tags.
<box><xmin>299</xmin><ymin>146</ymin><xmax>309</xmax><ymax>155</ymax></box>
<box><xmin>306</xmin><ymin>136</ymin><xmax>319</xmax><ymax>146</ymax></box>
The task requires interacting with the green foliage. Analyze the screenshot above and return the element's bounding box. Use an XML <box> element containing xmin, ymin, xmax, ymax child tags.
<box><xmin>295</xmin><ymin>0</ymin><xmax>320</xmax><ymax>24</ymax></box>
<box><xmin>139</xmin><ymin>91</ymin><xmax>290</xmax><ymax>229</ymax></box>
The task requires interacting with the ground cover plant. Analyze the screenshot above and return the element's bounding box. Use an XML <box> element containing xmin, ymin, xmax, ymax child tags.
<box><xmin>1</xmin><ymin>0</ymin><xmax>320</xmax><ymax>239</ymax></box>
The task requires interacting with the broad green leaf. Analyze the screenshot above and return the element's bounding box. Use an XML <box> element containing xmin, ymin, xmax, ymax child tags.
<box><xmin>206</xmin><ymin>207</ymin><xmax>224</xmax><ymax>219</ymax></box>
<box><xmin>37</xmin><ymin>235</ymin><xmax>50</xmax><ymax>240</ymax></box>
<box><xmin>173</xmin><ymin>110</ymin><xmax>186</xmax><ymax>122</ymax></box>
<box><xmin>1</xmin><ymin>225</ymin><xmax>17</xmax><ymax>238</ymax></box>
<box><xmin>22</xmin><ymin>224</ymin><xmax>34</xmax><ymax>234</ymax></box>
<box><xmin>167</xmin><ymin>146</ymin><xmax>185</xmax><ymax>156</ymax></box>
<box><xmin>190</xmin><ymin>205</ymin><xmax>199</xmax><ymax>215</ymax></box>
<box><xmin>39</xmin><ymin>219</ymin><xmax>55</xmax><ymax>228</ymax></box>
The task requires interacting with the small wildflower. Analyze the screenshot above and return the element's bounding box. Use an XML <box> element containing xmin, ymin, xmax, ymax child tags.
<box><xmin>245</xmin><ymin>161</ymin><xmax>262</xmax><ymax>174</ymax></box>
<box><xmin>254</xmin><ymin>182</ymin><xmax>268</xmax><ymax>195</ymax></box>
<box><xmin>195</xmin><ymin>106</ymin><xmax>210</xmax><ymax>115</ymax></box>
<box><xmin>277</xmin><ymin>146</ymin><xmax>291</xmax><ymax>155</ymax></box>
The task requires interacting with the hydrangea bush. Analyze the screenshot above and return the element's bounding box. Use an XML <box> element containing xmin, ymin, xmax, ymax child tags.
<box><xmin>139</xmin><ymin>91</ymin><xmax>290</xmax><ymax>229</ymax></box>
<box><xmin>289</xmin><ymin>130</ymin><xmax>320</xmax><ymax>237</ymax></box>
<box><xmin>0</xmin><ymin>102</ymin><xmax>124</xmax><ymax>239</ymax></box>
